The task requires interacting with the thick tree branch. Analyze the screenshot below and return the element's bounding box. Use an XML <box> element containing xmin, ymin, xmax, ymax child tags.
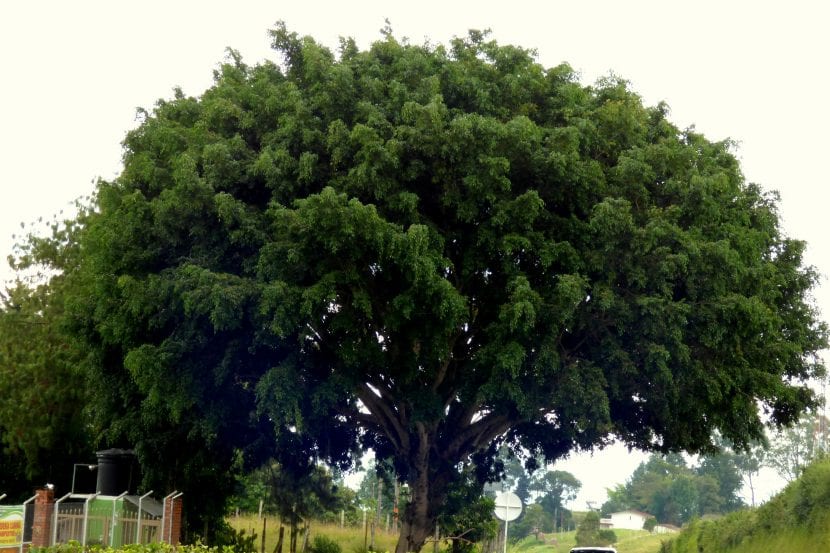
<box><xmin>357</xmin><ymin>383</ymin><xmax>410</xmax><ymax>454</ymax></box>
<box><xmin>444</xmin><ymin>412</ymin><xmax>513</xmax><ymax>460</ymax></box>
<box><xmin>431</xmin><ymin>330</ymin><xmax>462</xmax><ymax>393</ymax></box>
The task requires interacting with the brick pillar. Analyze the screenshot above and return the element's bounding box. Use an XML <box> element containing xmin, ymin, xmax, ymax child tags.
<box><xmin>31</xmin><ymin>488</ymin><xmax>54</xmax><ymax>547</ymax></box>
<box><xmin>162</xmin><ymin>496</ymin><xmax>183</xmax><ymax>545</ymax></box>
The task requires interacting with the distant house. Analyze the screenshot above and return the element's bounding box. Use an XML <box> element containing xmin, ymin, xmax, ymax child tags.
<box><xmin>654</xmin><ymin>523</ymin><xmax>680</xmax><ymax>534</ymax></box>
<box><xmin>608</xmin><ymin>510</ymin><xmax>652</xmax><ymax>530</ymax></box>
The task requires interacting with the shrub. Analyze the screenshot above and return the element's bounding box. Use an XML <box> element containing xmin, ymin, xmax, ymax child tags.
<box><xmin>597</xmin><ymin>529</ymin><xmax>617</xmax><ymax>545</ymax></box>
<box><xmin>309</xmin><ymin>535</ymin><xmax>342</xmax><ymax>553</ymax></box>
<box><xmin>791</xmin><ymin>457</ymin><xmax>830</xmax><ymax>528</ymax></box>
<box><xmin>213</xmin><ymin>522</ymin><xmax>257</xmax><ymax>553</ymax></box>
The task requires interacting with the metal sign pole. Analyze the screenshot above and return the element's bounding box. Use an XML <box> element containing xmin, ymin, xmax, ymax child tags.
<box><xmin>494</xmin><ymin>491</ymin><xmax>521</xmax><ymax>553</ymax></box>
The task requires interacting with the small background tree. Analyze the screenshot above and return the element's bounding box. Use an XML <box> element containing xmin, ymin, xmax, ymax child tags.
<box><xmin>575</xmin><ymin>511</ymin><xmax>616</xmax><ymax>546</ymax></box>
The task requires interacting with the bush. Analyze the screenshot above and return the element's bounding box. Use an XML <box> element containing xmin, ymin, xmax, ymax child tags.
<box><xmin>213</xmin><ymin>522</ymin><xmax>257</xmax><ymax>553</ymax></box>
<box><xmin>791</xmin><ymin>457</ymin><xmax>830</xmax><ymax>528</ymax></box>
<box><xmin>597</xmin><ymin>529</ymin><xmax>617</xmax><ymax>545</ymax></box>
<box><xmin>309</xmin><ymin>535</ymin><xmax>342</xmax><ymax>553</ymax></box>
<box><xmin>575</xmin><ymin>511</ymin><xmax>607</xmax><ymax>546</ymax></box>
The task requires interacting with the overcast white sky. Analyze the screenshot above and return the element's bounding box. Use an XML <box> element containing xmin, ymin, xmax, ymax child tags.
<box><xmin>1</xmin><ymin>0</ymin><xmax>828</xmax><ymax>509</ymax></box>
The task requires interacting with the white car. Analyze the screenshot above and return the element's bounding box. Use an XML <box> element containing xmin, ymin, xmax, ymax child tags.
<box><xmin>569</xmin><ymin>548</ymin><xmax>617</xmax><ymax>553</ymax></box>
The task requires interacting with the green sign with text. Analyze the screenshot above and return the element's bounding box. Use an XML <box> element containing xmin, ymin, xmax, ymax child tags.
<box><xmin>0</xmin><ymin>506</ymin><xmax>23</xmax><ymax>547</ymax></box>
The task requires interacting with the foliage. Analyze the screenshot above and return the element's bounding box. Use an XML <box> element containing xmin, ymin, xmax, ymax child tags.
<box><xmin>493</xmin><ymin>446</ymin><xmax>579</xmax><ymax>535</ymax></box>
<box><xmin>308</xmin><ymin>535</ymin><xmax>342</xmax><ymax>553</ymax></box>
<box><xmin>575</xmin><ymin>511</ymin><xmax>615</xmax><ymax>547</ymax></box>
<box><xmin>34</xmin><ymin>23</ymin><xmax>826</xmax><ymax>552</ymax></box>
<box><xmin>241</xmin><ymin>459</ymin><xmax>343</xmax><ymax>545</ymax></box>
<box><xmin>733</xmin><ymin>441</ymin><xmax>766</xmax><ymax>508</ymax></box>
<box><xmin>0</xmin><ymin>216</ymin><xmax>93</xmax><ymax>498</ymax></box>
<box><xmin>600</xmin><ymin>453</ymin><xmax>745</xmax><ymax>526</ymax></box>
<box><xmin>355</xmin><ymin>458</ymin><xmax>400</xmax><ymax>520</ymax></box>
<box><xmin>600</xmin><ymin>485</ymin><xmax>628</xmax><ymax>518</ymax></box>
<box><xmin>513</xmin><ymin>528</ymin><xmax>665</xmax><ymax>553</ymax></box>
<box><xmin>661</xmin><ymin>456</ymin><xmax>830</xmax><ymax>553</ymax></box>
<box><xmin>212</xmin><ymin>523</ymin><xmax>257</xmax><ymax>553</ymax></box>
<box><xmin>765</xmin><ymin>414</ymin><xmax>828</xmax><ymax>482</ymax></box>
<box><xmin>30</xmin><ymin>542</ymin><xmax>216</xmax><ymax>553</ymax></box>
<box><xmin>510</xmin><ymin>503</ymin><xmax>552</xmax><ymax>540</ymax></box>
<box><xmin>696</xmin><ymin>451</ymin><xmax>744</xmax><ymax>512</ymax></box>
<box><xmin>643</xmin><ymin>517</ymin><xmax>657</xmax><ymax>532</ymax></box>
<box><xmin>433</xmin><ymin>468</ymin><xmax>497</xmax><ymax>553</ymax></box>
<box><xmin>532</xmin><ymin>470</ymin><xmax>581</xmax><ymax>518</ymax></box>
<box><xmin>597</xmin><ymin>529</ymin><xmax>618</xmax><ymax>545</ymax></box>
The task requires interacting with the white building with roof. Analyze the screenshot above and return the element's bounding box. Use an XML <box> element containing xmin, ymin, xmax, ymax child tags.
<box><xmin>607</xmin><ymin>510</ymin><xmax>652</xmax><ymax>530</ymax></box>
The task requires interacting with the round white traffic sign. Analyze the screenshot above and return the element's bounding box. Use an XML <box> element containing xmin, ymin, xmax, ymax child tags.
<box><xmin>493</xmin><ymin>491</ymin><xmax>522</xmax><ymax>521</ymax></box>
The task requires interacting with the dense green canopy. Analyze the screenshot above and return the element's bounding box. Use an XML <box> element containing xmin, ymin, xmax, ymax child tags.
<box><xmin>52</xmin><ymin>25</ymin><xmax>825</xmax><ymax>551</ymax></box>
<box><xmin>1</xmin><ymin>223</ymin><xmax>92</xmax><ymax>498</ymax></box>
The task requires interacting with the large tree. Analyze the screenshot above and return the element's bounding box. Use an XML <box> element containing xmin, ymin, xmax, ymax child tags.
<box><xmin>531</xmin><ymin>469</ymin><xmax>581</xmax><ymax>517</ymax></box>
<box><xmin>1</xmin><ymin>218</ymin><xmax>93</xmax><ymax>499</ymax></box>
<box><xmin>765</xmin><ymin>414</ymin><xmax>828</xmax><ymax>482</ymax></box>
<box><xmin>56</xmin><ymin>25</ymin><xmax>825</xmax><ymax>551</ymax></box>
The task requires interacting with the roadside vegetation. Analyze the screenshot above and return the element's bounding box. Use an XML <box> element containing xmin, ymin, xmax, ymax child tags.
<box><xmin>512</xmin><ymin>528</ymin><xmax>667</xmax><ymax>553</ymax></box>
<box><xmin>225</xmin><ymin>516</ymin><xmax>670</xmax><ymax>553</ymax></box>
<box><xmin>660</xmin><ymin>456</ymin><xmax>830</xmax><ymax>553</ymax></box>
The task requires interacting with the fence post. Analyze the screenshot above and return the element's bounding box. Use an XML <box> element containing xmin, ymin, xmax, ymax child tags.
<box><xmin>50</xmin><ymin>492</ymin><xmax>71</xmax><ymax>546</ymax></box>
<box><xmin>81</xmin><ymin>493</ymin><xmax>99</xmax><ymax>547</ymax></box>
<box><xmin>135</xmin><ymin>490</ymin><xmax>153</xmax><ymax>544</ymax></box>
<box><xmin>110</xmin><ymin>491</ymin><xmax>128</xmax><ymax>546</ymax></box>
<box><xmin>20</xmin><ymin>494</ymin><xmax>37</xmax><ymax>553</ymax></box>
<box><xmin>31</xmin><ymin>488</ymin><xmax>55</xmax><ymax>548</ymax></box>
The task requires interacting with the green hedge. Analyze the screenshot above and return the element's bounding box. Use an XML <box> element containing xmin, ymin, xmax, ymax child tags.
<box><xmin>31</xmin><ymin>542</ymin><xmax>237</xmax><ymax>553</ymax></box>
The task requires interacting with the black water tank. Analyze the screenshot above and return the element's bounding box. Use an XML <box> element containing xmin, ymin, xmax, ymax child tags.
<box><xmin>95</xmin><ymin>449</ymin><xmax>137</xmax><ymax>495</ymax></box>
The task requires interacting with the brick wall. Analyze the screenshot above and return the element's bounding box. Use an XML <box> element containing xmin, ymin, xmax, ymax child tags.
<box><xmin>31</xmin><ymin>488</ymin><xmax>54</xmax><ymax>548</ymax></box>
<box><xmin>161</xmin><ymin>496</ymin><xmax>183</xmax><ymax>545</ymax></box>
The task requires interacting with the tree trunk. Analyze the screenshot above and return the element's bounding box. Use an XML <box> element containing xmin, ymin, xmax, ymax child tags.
<box><xmin>273</xmin><ymin>526</ymin><xmax>284</xmax><ymax>553</ymax></box>
<box><xmin>289</xmin><ymin>525</ymin><xmax>298</xmax><ymax>553</ymax></box>
<box><xmin>393</xmin><ymin>479</ymin><xmax>400</xmax><ymax>533</ymax></box>
<box><xmin>395</xmin><ymin>505</ymin><xmax>434</xmax><ymax>553</ymax></box>
<box><xmin>394</xmin><ymin>462</ymin><xmax>446</xmax><ymax>553</ymax></box>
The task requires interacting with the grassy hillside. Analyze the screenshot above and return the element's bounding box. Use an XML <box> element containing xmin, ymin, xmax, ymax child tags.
<box><xmin>660</xmin><ymin>457</ymin><xmax>830</xmax><ymax>553</ymax></box>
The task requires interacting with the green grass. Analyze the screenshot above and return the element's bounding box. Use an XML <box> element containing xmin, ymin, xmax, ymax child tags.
<box><xmin>230</xmin><ymin>515</ymin><xmax>399</xmax><ymax>553</ymax></box>
<box><xmin>726</xmin><ymin>527</ymin><xmax>829</xmax><ymax>553</ymax></box>
<box><xmin>511</xmin><ymin>529</ymin><xmax>667</xmax><ymax>553</ymax></box>
<box><xmin>231</xmin><ymin>515</ymin><xmax>669</xmax><ymax>553</ymax></box>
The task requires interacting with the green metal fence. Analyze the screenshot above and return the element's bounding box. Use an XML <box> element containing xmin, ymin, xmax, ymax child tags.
<box><xmin>53</xmin><ymin>494</ymin><xmax>162</xmax><ymax>546</ymax></box>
